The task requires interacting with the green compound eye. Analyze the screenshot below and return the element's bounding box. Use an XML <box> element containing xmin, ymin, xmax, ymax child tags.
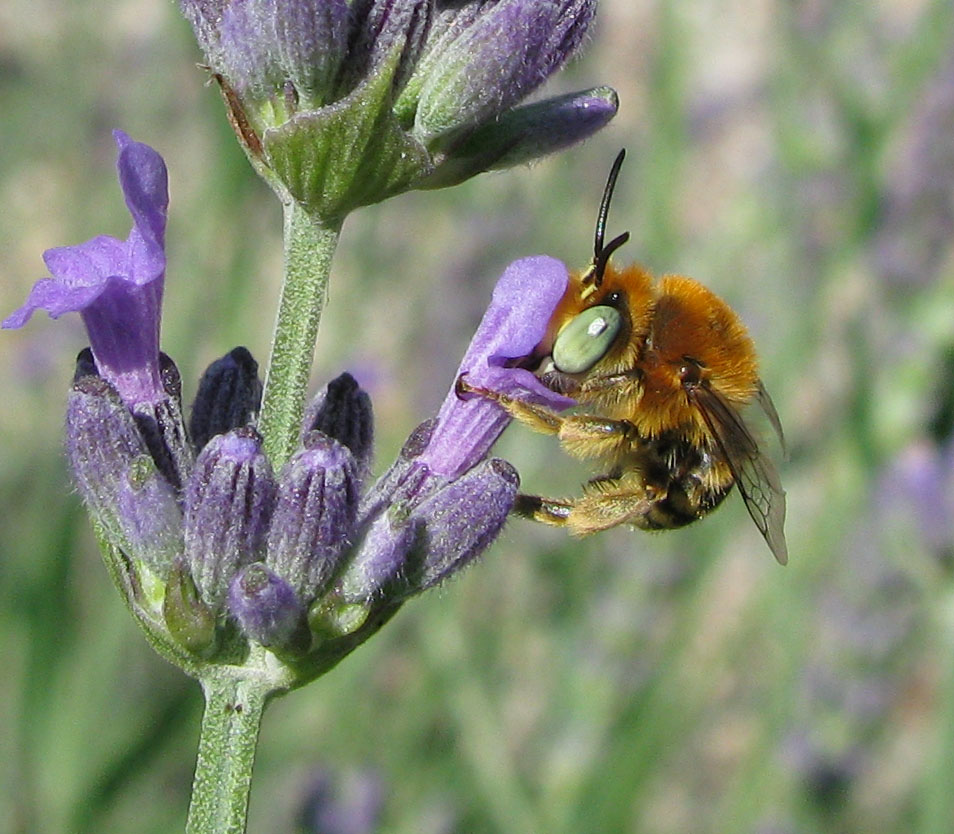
<box><xmin>552</xmin><ymin>305</ymin><xmax>622</xmax><ymax>374</ymax></box>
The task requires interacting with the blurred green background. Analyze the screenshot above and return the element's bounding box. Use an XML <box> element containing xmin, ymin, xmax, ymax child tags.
<box><xmin>3</xmin><ymin>0</ymin><xmax>954</xmax><ymax>831</ymax></box>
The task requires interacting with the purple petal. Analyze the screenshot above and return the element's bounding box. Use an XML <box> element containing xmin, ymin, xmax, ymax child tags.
<box><xmin>420</xmin><ymin>255</ymin><xmax>575</xmax><ymax>479</ymax></box>
<box><xmin>114</xmin><ymin>129</ymin><xmax>168</xmax><ymax>256</ymax></box>
<box><xmin>4</xmin><ymin>132</ymin><xmax>169</xmax><ymax>408</ymax></box>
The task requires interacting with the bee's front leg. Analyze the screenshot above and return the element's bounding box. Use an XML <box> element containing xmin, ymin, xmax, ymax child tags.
<box><xmin>455</xmin><ymin>374</ymin><xmax>564</xmax><ymax>433</ymax></box>
<box><xmin>457</xmin><ymin>375</ymin><xmax>641</xmax><ymax>460</ymax></box>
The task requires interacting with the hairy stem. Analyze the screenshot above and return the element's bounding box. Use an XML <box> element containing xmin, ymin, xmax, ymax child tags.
<box><xmin>259</xmin><ymin>201</ymin><xmax>342</xmax><ymax>468</ymax></box>
<box><xmin>185</xmin><ymin>671</ymin><xmax>273</xmax><ymax>834</ymax></box>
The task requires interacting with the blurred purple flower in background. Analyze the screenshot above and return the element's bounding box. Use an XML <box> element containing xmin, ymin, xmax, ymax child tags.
<box><xmin>784</xmin><ymin>438</ymin><xmax>939</xmax><ymax>817</ymax></box>
<box><xmin>874</xmin><ymin>54</ymin><xmax>954</xmax><ymax>288</ymax></box>
<box><xmin>298</xmin><ymin>768</ymin><xmax>384</xmax><ymax>834</ymax></box>
<box><xmin>876</xmin><ymin>439</ymin><xmax>954</xmax><ymax>561</ymax></box>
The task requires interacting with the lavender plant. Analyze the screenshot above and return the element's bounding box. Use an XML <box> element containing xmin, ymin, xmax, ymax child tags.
<box><xmin>3</xmin><ymin>2</ymin><xmax>615</xmax><ymax>831</ymax></box>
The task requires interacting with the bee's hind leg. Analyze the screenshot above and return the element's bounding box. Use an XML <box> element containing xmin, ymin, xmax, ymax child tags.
<box><xmin>514</xmin><ymin>478</ymin><xmax>657</xmax><ymax>536</ymax></box>
<box><xmin>513</xmin><ymin>494</ymin><xmax>574</xmax><ymax>525</ymax></box>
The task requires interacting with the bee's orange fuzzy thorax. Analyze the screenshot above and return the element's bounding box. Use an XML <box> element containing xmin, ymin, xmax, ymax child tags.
<box><xmin>652</xmin><ymin>275</ymin><xmax>759</xmax><ymax>401</ymax></box>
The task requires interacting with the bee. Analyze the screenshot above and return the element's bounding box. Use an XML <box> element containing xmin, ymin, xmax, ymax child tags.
<box><xmin>459</xmin><ymin>150</ymin><xmax>788</xmax><ymax>564</ymax></box>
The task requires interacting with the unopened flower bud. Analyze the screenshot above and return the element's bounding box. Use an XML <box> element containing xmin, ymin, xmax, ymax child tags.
<box><xmin>342</xmin><ymin>457</ymin><xmax>518</xmax><ymax>602</ymax></box>
<box><xmin>341</xmin><ymin>0</ymin><xmax>432</xmax><ymax>96</ymax></box>
<box><xmin>304</xmin><ymin>372</ymin><xmax>374</xmax><ymax>483</ymax></box>
<box><xmin>184</xmin><ymin>427</ymin><xmax>276</xmax><ymax>609</ymax></box>
<box><xmin>407</xmin><ymin>0</ymin><xmax>596</xmax><ymax>142</ymax></box>
<box><xmin>66</xmin><ymin>374</ymin><xmax>152</xmax><ymax>540</ymax></box>
<box><xmin>179</xmin><ymin>0</ymin><xmax>613</xmax><ymax>221</ymax></box>
<box><xmin>229</xmin><ymin>562</ymin><xmax>308</xmax><ymax>652</ymax></box>
<box><xmin>420</xmin><ymin>87</ymin><xmax>619</xmax><ymax>189</ymax></box>
<box><xmin>132</xmin><ymin>382</ymin><xmax>192</xmax><ymax>492</ymax></box>
<box><xmin>117</xmin><ymin>455</ymin><xmax>183</xmax><ymax>580</ymax></box>
<box><xmin>404</xmin><ymin>457</ymin><xmax>519</xmax><ymax>593</ymax></box>
<box><xmin>189</xmin><ymin>346</ymin><xmax>263</xmax><ymax>453</ymax></box>
<box><xmin>73</xmin><ymin>347</ymin><xmax>98</xmax><ymax>382</ymax></box>
<box><xmin>266</xmin><ymin>432</ymin><xmax>358</xmax><ymax>604</ymax></box>
<box><xmin>337</xmin><ymin>512</ymin><xmax>424</xmax><ymax>603</ymax></box>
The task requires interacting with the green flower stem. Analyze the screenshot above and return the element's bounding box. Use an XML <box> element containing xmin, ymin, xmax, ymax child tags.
<box><xmin>259</xmin><ymin>201</ymin><xmax>342</xmax><ymax>469</ymax></box>
<box><xmin>185</xmin><ymin>669</ymin><xmax>274</xmax><ymax>834</ymax></box>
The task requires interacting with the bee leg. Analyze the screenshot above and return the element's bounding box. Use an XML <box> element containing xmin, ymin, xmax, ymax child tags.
<box><xmin>565</xmin><ymin>486</ymin><xmax>657</xmax><ymax>535</ymax></box>
<box><xmin>513</xmin><ymin>494</ymin><xmax>573</xmax><ymax>524</ymax></box>
<box><xmin>457</xmin><ymin>375</ymin><xmax>640</xmax><ymax>460</ymax></box>
<box><xmin>456</xmin><ymin>375</ymin><xmax>564</xmax><ymax>434</ymax></box>
<box><xmin>576</xmin><ymin>370</ymin><xmax>642</xmax><ymax>401</ymax></box>
<box><xmin>514</xmin><ymin>485</ymin><xmax>656</xmax><ymax>536</ymax></box>
<box><xmin>556</xmin><ymin>415</ymin><xmax>640</xmax><ymax>460</ymax></box>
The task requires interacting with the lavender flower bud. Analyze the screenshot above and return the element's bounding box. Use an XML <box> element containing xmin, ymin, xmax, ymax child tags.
<box><xmin>341</xmin><ymin>457</ymin><xmax>517</xmax><ymax>602</ymax></box>
<box><xmin>66</xmin><ymin>374</ymin><xmax>153</xmax><ymax>540</ymax></box>
<box><xmin>229</xmin><ymin>562</ymin><xmax>308</xmax><ymax>652</ymax></box>
<box><xmin>117</xmin><ymin>455</ymin><xmax>183</xmax><ymax>580</ymax></box>
<box><xmin>266</xmin><ymin>432</ymin><xmax>359</xmax><ymax>604</ymax></box>
<box><xmin>340</xmin><ymin>0</ymin><xmax>433</xmax><ymax>96</ymax></box>
<box><xmin>184</xmin><ymin>427</ymin><xmax>276</xmax><ymax>609</ymax></box>
<box><xmin>404</xmin><ymin>457</ymin><xmax>519</xmax><ymax>592</ymax></box>
<box><xmin>131</xmin><ymin>383</ymin><xmax>193</xmax><ymax>492</ymax></box>
<box><xmin>410</xmin><ymin>0</ymin><xmax>596</xmax><ymax>141</ymax></box>
<box><xmin>73</xmin><ymin>346</ymin><xmax>98</xmax><ymax>382</ymax></box>
<box><xmin>189</xmin><ymin>346</ymin><xmax>263</xmax><ymax>453</ymax></box>
<box><xmin>337</xmin><ymin>512</ymin><xmax>424</xmax><ymax>603</ymax></box>
<box><xmin>273</xmin><ymin>0</ymin><xmax>350</xmax><ymax>104</ymax></box>
<box><xmin>303</xmin><ymin>373</ymin><xmax>374</xmax><ymax>483</ymax></box>
<box><xmin>420</xmin><ymin>87</ymin><xmax>619</xmax><ymax>190</ymax></box>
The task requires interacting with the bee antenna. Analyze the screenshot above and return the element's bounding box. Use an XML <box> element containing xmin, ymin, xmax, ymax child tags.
<box><xmin>593</xmin><ymin>149</ymin><xmax>630</xmax><ymax>284</ymax></box>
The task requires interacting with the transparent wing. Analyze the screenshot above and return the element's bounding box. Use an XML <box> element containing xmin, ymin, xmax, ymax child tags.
<box><xmin>756</xmin><ymin>380</ymin><xmax>786</xmax><ymax>457</ymax></box>
<box><xmin>688</xmin><ymin>384</ymin><xmax>788</xmax><ymax>565</ymax></box>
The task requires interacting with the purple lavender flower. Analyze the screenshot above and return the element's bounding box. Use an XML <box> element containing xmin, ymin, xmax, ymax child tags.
<box><xmin>298</xmin><ymin>768</ymin><xmax>384</xmax><ymax>834</ymax></box>
<box><xmin>422</xmin><ymin>256</ymin><xmax>575</xmax><ymax>479</ymax></box>
<box><xmin>179</xmin><ymin>0</ymin><xmax>615</xmax><ymax>220</ymax></box>
<box><xmin>4</xmin><ymin>131</ymin><xmax>168</xmax><ymax>409</ymax></box>
<box><xmin>332</xmin><ymin>256</ymin><xmax>574</xmax><ymax>606</ymax></box>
